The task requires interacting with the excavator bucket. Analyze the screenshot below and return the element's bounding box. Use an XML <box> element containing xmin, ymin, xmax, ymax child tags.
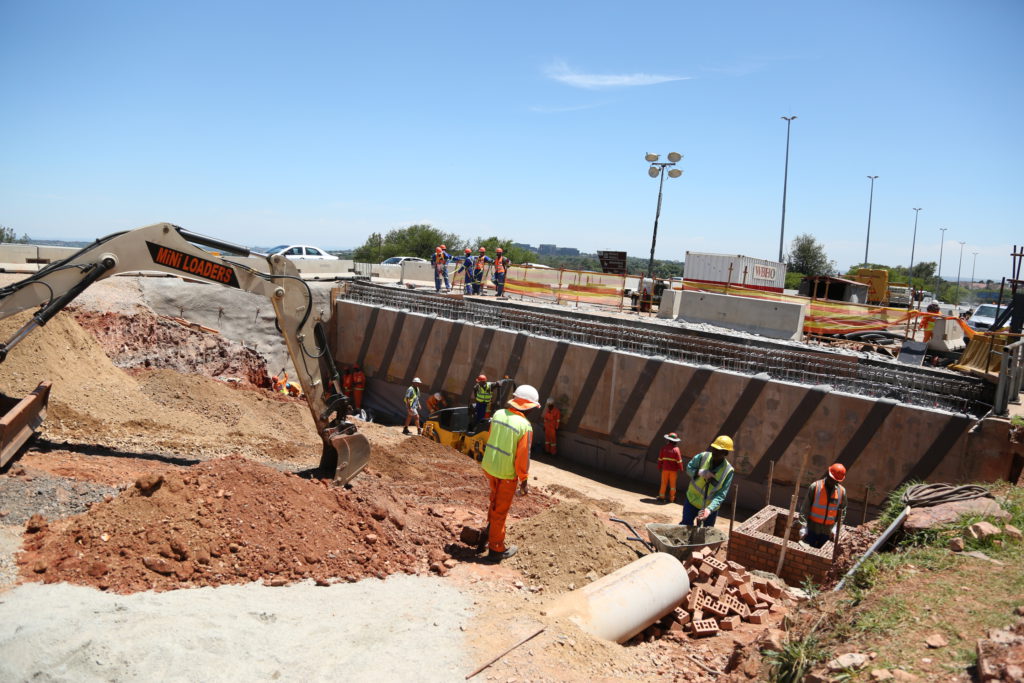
<box><xmin>0</xmin><ymin>381</ymin><xmax>51</xmax><ymax>468</ymax></box>
<box><xmin>322</xmin><ymin>430</ymin><xmax>371</xmax><ymax>485</ymax></box>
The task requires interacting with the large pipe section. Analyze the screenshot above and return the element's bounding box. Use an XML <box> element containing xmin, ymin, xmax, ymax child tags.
<box><xmin>545</xmin><ymin>552</ymin><xmax>690</xmax><ymax>643</ymax></box>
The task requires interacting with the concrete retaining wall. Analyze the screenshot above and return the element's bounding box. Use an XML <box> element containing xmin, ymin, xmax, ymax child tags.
<box><xmin>333</xmin><ymin>299</ymin><xmax>1022</xmax><ymax>511</ymax></box>
<box><xmin>679</xmin><ymin>291</ymin><xmax>806</xmax><ymax>340</ymax></box>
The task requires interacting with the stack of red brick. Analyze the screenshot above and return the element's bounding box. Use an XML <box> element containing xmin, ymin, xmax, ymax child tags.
<box><xmin>653</xmin><ymin>547</ymin><xmax>789</xmax><ymax>640</ymax></box>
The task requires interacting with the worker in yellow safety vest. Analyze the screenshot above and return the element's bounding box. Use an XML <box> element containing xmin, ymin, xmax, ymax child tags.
<box><xmin>479</xmin><ymin>384</ymin><xmax>540</xmax><ymax>562</ymax></box>
<box><xmin>800</xmin><ymin>463</ymin><xmax>848</xmax><ymax>548</ymax></box>
<box><xmin>922</xmin><ymin>302</ymin><xmax>942</xmax><ymax>342</ymax></box>
<box><xmin>402</xmin><ymin>377</ymin><xmax>423</xmax><ymax>436</ymax></box>
<box><xmin>680</xmin><ymin>435</ymin><xmax>735</xmax><ymax>527</ymax></box>
<box><xmin>473</xmin><ymin>374</ymin><xmax>493</xmax><ymax>422</ymax></box>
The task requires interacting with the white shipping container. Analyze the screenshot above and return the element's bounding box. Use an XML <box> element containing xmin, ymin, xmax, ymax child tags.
<box><xmin>683</xmin><ymin>252</ymin><xmax>787</xmax><ymax>293</ymax></box>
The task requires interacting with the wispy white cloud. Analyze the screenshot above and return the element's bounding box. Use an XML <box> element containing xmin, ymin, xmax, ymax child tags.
<box><xmin>529</xmin><ymin>102</ymin><xmax>607</xmax><ymax>113</ymax></box>
<box><xmin>544</xmin><ymin>60</ymin><xmax>690</xmax><ymax>89</ymax></box>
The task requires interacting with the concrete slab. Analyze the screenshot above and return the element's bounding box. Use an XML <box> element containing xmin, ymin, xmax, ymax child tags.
<box><xmin>678</xmin><ymin>291</ymin><xmax>806</xmax><ymax>340</ymax></box>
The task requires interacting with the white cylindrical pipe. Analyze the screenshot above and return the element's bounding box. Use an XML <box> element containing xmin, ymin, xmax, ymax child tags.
<box><xmin>546</xmin><ymin>552</ymin><xmax>690</xmax><ymax>643</ymax></box>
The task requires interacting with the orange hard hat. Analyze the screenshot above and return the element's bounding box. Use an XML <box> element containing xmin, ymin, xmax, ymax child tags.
<box><xmin>440</xmin><ymin>245</ymin><xmax>446</xmax><ymax>250</ymax></box>
<box><xmin>478</xmin><ymin>246</ymin><xmax>486</xmax><ymax>252</ymax></box>
<box><xmin>477</xmin><ymin>374</ymin><xmax>487</xmax><ymax>382</ymax></box>
<box><xmin>464</xmin><ymin>247</ymin><xmax>471</xmax><ymax>253</ymax></box>
<box><xmin>435</xmin><ymin>246</ymin><xmax>442</xmax><ymax>253</ymax></box>
<box><xmin>828</xmin><ymin>463</ymin><xmax>847</xmax><ymax>482</ymax></box>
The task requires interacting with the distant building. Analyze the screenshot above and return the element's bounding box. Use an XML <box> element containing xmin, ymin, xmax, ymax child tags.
<box><xmin>538</xmin><ymin>244</ymin><xmax>557</xmax><ymax>255</ymax></box>
<box><xmin>555</xmin><ymin>247</ymin><xmax>580</xmax><ymax>256</ymax></box>
<box><xmin>512</xmin><ymin>242</ymin><xmax>537</xmax><ymax>252</ymax></box>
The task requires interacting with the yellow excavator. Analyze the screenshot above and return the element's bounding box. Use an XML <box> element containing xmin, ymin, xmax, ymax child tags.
<box><xmin>0</xmin><ymin>222</ymin><xmax>370</xmax><ymax>482</ymax></box>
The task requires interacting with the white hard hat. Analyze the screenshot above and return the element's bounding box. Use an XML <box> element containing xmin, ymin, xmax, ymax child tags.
<box><xmin>510</xmin><ymin>384</ymin><xmax>540</xmax><ymax>409</ymax></box>
<box><xmin>546</xmin><ymin>397</ymin><xmax>555</xmax><ymax>405</ymax></box>
<box><xmin>434</xmin><ymin>392</ymin><xmax>442</xmax><ymax>399</ymax></box>
<box><xmin>413</xmin><ymin>377</ymin><xmax>422</xmax><ymax>384</ymax></box>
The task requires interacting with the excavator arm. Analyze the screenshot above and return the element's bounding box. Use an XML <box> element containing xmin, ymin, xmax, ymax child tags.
<box><xmin>0</xmin><ymin>222</ymin><xmax>369</xmax><ymax>483</ymax></box>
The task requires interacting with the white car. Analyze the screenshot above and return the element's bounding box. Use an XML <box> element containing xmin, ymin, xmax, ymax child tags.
<box><xmin>380</xmin><ymin>256</ymin><xmax>428</xmax><ymax>265</ymax></box>
<box><xmin>268</xmin><ymin>245</ymin><xmax>338</xmax><ymax>260</ymax></box>
<box><xmin>967</xmin><ymin>304</ymin><xmax>1007</xmax><ymax>331</ymax></box>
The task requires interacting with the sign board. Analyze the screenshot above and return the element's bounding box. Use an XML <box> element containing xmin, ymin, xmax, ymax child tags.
<box><xmin>597</xmin><ymin>251</ymin><xmax>627</xmax><ymax>275</ymax></box>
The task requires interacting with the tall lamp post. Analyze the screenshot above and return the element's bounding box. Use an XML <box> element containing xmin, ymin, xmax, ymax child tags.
<box><xmin>909</xmin><ymin>207</ymin><xmax>922</xmax><ymax>308</ymax></box>
<box><xmin>937</xmin><ymin>227</ymin><xmax>948</xmax><ymax>301</ymax></box>
<box><xmin>864</xmin><ymin>175</ymin><xmax>879</xmax><ymax>266</ymax></box>
<box><xmin>778</xmin><ymin>116</ymin><xmax>797</xmax><ymax>262</ymax></box>
<box><xmin>955</xmin><ymin>241</ymin><xmax>966</xmax><ymax>314</ymax></box>
<box><xmin>643</xmin><ymin>152</ymin><xmax>683</xmax><ymax>310</ymax></box>
<box><xmin>970</xmin><ymin>251</ymin><xmax>979</xmax><ymax>298</ymax></box>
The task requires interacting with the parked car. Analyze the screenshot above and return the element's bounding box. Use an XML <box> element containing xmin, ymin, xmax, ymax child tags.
<box><xmin>380</xmin><ymin>256</ymin><xmax>427</xmax><ymax>265</ymax></box>
<box><xmin>520</xmin><ymin>262</ymin><xmax>552</xmax><ymax>269</ymax></box>
<box><xmin>967</xmin><ymin>304</ymin><xmax>1008</xmax><ymax>331</ymax></box>
<box><xmin>267</xmin><ymin>245</ymin><xmax>338</xmax><ymax>260</ymax></box>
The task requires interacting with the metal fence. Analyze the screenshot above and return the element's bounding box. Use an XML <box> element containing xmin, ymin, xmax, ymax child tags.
<box><xmin>340</xmin><ymin>281</ymin><xmax>988</xmax><ymax>415</ymax></box>
<box><xmin>995</xmin><ymin>338</ymin><xmax>1024</xmax><ymax>416</ymax></box>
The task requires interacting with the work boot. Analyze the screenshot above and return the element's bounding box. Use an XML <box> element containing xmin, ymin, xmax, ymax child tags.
<box><xmin>402</xmin><ymin>428</ymin><xmax>411</xmax><ymax>435</ymax></box>
<box><xmin>417</xmin><ymin>429</ymin><xmax>422</xmax><ymax>436</ymax></box>
<box><xmin>486</xmin><ymin>545</ymin><xmax>518</xmax><ymax>563</ymax></box>
<box><xmin>476</xmin><ymin>526</ymin><xmax>490</xmax><ymax>554</ymax></box>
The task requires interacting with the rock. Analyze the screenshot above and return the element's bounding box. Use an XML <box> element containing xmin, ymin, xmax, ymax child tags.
<box><xmin>904</xmin><ymin>499</ymin><xmax>1009</xmax><ymax>531</ymax></box>
<box><xmin>134</xmin><ymin>474</ymin><xmax>164</xmax><ymax>496</ymax></box>
<box><xmin>828</xmin><ymin>652</ymin><xmax>870</xmax><ymax>671</ymax></box>
<box><xmin>870</xmin><ymin>669</ymin><xmax>894</xmax><ymax>681</ymax></box>
<box><xmin>889</xmin><ymin>670</ymin><xmax>922</xmax><ymax>682</ymax></box>
<box><xmin>25</xmin><ymin>514</ymin><xmax>48</xmax><ymax>534</ymax></box>
<box><xmin>924</xmin><ymin>633</ymin><xmax>948</xmax><ymax>648</ymax></box>
<box><xmin>968</xmin><ymin>521</ymin><xmax>1002</xmax><ymax>540</ymax></box>
<box><xmin>948</xmin><ymin>537</ymin><xmax>965</xmax><ymax>552</ymax></box>
<box><xmin>142</xmin><ymin>555</ymin><xmax>176</xmax><ymax>575</ymax></box>
<box><xmin>962</xmin><ymin>551</ymin><xmax>1005</xmax><ymax>566</ymax></box>
<box><xmin>755</xmin><ymin>628</ymin><xmax>787</xmax><ymax>653</ymax></box>
<box><xmin>1004</xmin><ymin>524</ymin><xmax>1023</xmax><ymax>541</ymax></box>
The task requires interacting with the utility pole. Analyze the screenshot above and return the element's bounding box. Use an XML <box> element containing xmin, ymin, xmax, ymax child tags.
<box><xmin>955</xmin><ymin>241</ymin><xmax>966</xmax><ymax>314</ymax></box>
<box><xmin>937</xmin><ymin>227</ymin><xmax>948</xmax><ymax>300</ymax></box>
<box><xmin>779</xmin><ymin>116</ymin><xmax>797</xmax><ymax>263</ymax></box>
<box><xmin>909</xmin><ymin>208</ymin><xmax>922</xmax><ymax>308</ymax></box>
<box><xmin>864</xmin><ymin>176</ymin><xmax>879</xmax><ymax>266</ymax></box>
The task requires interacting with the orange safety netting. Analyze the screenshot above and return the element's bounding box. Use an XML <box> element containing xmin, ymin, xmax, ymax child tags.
<box><xmin>680</xmin><ymin>279</ymin><xmax>981</xmax><ymax>338</ymax></box>
<box><xmin>504</xmin><ymin>266</ymin><xmax>625</xmax><ymax>308</ymax></box>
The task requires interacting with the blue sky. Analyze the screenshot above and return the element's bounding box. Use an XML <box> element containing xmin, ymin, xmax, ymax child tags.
<box><xmin>1</xmin><ymin>1</ymin><xmax>1021</xmax><ymax>280</ymax></box>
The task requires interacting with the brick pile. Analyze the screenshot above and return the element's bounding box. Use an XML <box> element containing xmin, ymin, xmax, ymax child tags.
<box><xmin>638</xmin><ymin>547</ymin><xmax>790</xmax><ymax>642</ymax></box>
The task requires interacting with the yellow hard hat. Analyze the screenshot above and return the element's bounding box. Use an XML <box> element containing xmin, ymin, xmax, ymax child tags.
<box><xmin>711</xmin><ymin>435</ymin><xmax>734</xmax><ymax>451</ymax></box>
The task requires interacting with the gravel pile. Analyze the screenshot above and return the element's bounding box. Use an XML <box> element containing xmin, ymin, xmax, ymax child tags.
<box><xmin>0</xmin><ymin>466</ymin><xmax>116</xmax><ymax>525</ymax></box>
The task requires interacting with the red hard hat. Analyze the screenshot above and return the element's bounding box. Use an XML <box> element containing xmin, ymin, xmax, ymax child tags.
<box><xmin>477</xmin><ymin>374</ymin><xmax>487</xmax><ymax>382</ymax></box>
<box><xmin>479</xmin><ymin>246</ymin><xmax>486</xmax><ymax>252</ymax></box>
<box><xmin>828</xmin><ymin>463</ymin><xmax>847</xmax><ymax>482</ymax></box>
<box><xmin>440</xmin><ymin>245</ymin><xmax>446</xmax><ymax>250</ymax></box>
<box><xmin>435</xmin><ymin>246</ymin><xmax>442</xmax><ymax>253</ymax></box>
<box><xmin>464</xmin><ymin>248</ymin><xmax>471</xmax><ymax>253</ymax></box>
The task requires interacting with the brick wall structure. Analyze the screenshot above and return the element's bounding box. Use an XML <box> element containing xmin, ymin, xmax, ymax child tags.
<box><xmin>726</xmin><ymin>505</ymin><xmax>840</xmax><ymax>587</ymax></box>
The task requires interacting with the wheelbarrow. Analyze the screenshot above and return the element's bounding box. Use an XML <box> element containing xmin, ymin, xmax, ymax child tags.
<box><xmin>610</xmin><ymin>518</ymin><xmax>726</xmax><ymax>563</ymax></box>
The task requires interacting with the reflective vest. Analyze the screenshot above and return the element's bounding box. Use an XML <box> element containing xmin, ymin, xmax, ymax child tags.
<box><xmin>351</xmin><ymin>370</ymin><xmax>365</xmax><ymax>390</ymax></box>
<box><xmin>686</xmin><ymin>451</ymin><xmax>734</xmax><ymax>509</ymax></box>
<box><xmin>474</xmin><ymin>382</ymin><xmax>492</xmax><ymax>404</ymax></box>
<box><xmin>808</xmin><ymin>480</ymin><xmax>846</xmax><ymax>526</ymax></box>
<box><xmin>404</xmin><ymin>386</ymin><xmax>420</xmax><ymax>407</ymax></box>
<box><xmin>495</xmin><ymin>256</ymin><xmax>509</xmax><ymax>274</ymax></box>
<box><xmin>482</xmin><ymin>409</ymin><xmax>531</xmax><ymax>480</ymax></box>
<box><xmin>543</xmin><ymin>406</ymin><xmax>561</xmax><ymax>430</ymax></box>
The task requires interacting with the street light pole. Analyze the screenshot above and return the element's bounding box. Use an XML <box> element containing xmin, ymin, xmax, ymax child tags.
<box><xmin>643</xmin><ymin>152</ymin><xmax>683</xmax><ymax>311</ymax></box>
<box><xmin>778</xmin><ymin>116</ymin><xmax>797</xmax><ymax>263</ymax></box>
<box><xmin>864</xmin><ymin>176</ymin><xmax>879</xmax><ymax>266</ymax></box>
<box><xmin>909</xmin><ymin>207</ymin><xmax>922</xmax><ymax>308</ymax></box>
<box><xmin>970</xmin><ymin>251</ymin><xmax>979</xmax><ymax>308</ymax></box>
<box><xmin>937</xmin><ymin>227</ymin><xmax>948</xmax><ymax>301</ymax></box>
<box><xmin>955</xmin><ymin>241</ymin><xmax>966</xmax><ymax>314</ymax></box>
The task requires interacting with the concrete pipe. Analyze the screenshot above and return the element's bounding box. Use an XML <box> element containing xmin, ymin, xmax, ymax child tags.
<box><xmin>545</xmin><ymin>552</ymin><xmax>690</xmax><ymax>643</ymax></box>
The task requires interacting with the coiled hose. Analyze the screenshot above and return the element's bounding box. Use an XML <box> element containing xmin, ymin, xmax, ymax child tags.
<box><xmin>900</xmin><ymin>483</ymin><xmax>992</xmax><ymax>508</ymax></box>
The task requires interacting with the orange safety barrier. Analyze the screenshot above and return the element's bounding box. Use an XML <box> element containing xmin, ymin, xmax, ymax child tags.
<box><xmin>504</xmin><ymin>266</ymin><xmax>625</xmax><ymax>309</ymax></box>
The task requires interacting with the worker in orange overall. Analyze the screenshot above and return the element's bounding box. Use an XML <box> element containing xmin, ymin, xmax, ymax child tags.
<box><xmin>542</xmin><ymin>397</ymin><xmax>561</xmax><ymax>455</ymax></box>
<box><xmin>479</xmin><ymin>384</ymin><xmax>540</xmax><ymax>562</ymax></box>
<box><xmin>799</xmin><ymin>463</ymin><xmax>848</xmax><ymax>548</ymax></box>
<box><xmin>350</xmin><ymin>364</ymin><xmax>366</xmax><ymax>412</ymax></box>
<box><xmin>341</xmin><ymin>364</ymin><xmax>353</xmax><ymax>398</ymax></box>
<box><xmin>425</xmin><ymin>391</ymin><xmax>447</xmax><ymax>414</ymax></box>
<box><xmin>657</xmin><ymin>432</ymin><xmax>684</xmax><ymax>503</ymax></box>
<box><xmin>492</xmin><ymin>247</ymin><xmax>511</xmax><ymax>297</ymax></box>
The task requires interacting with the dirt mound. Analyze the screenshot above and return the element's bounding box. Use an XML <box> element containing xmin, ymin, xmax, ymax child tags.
<box><xmin>507</xmin><ymin>501</ymin><xmax>641</xmax><ymax>593</ymax></box>
<box><xmin>0</xmin><ymin>310</ymin><xmax>319</xmax><ymax>462</ymax></box>
<box><xmin>17</xmin><ymin>456</ymin><xmax>465</xmax><ymax>592</ymax></box>
<box><xmin>73</xmin><ymin>310</ymin><xmax>270</xmax><ymax>388</ymax></box>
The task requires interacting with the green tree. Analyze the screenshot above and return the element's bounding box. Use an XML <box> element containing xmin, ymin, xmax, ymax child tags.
<box><xmin>786</xmin><ymin>234</ymin><xmax>836</xmax><ymax>276</ymax></box>
<box><xmin>352</xmin><ymin>224</ymin><xmax>464</xmax><ymax>263</ymax></box>
<box><xmin>0</xmin><ymin>225</ymin><xmax>30</xmax><ymax>244</ymax></box>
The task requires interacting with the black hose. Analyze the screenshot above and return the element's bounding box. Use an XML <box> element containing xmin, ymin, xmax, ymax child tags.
<box><xmin>900</xmin><ymin>483</ymin><xmax>991</xmax><ymax>508</ymax></box>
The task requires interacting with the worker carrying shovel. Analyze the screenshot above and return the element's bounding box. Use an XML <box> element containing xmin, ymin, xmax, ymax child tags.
<box><xmin>799</xmin><ymin>463</ymin><xmax>848</xmax><ymax>548</ymax></box>
<box><xmin>680</xmin><ymin>435</ymin><xmax>735</xmax><ymax>527</ymax></box>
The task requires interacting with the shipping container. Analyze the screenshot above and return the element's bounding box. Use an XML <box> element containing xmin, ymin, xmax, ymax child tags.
<box><xmin>683</xmin><ymin>252</ymin><xmax>787</xmax><ymax>293</ymax></box>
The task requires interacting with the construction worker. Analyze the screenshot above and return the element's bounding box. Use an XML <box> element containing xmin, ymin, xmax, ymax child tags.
<box><xmin>350</xmin><ymin>364</ymin><xmax>366</xmax><ymax>413</ymax></box>
<box><xmin>680</xmin><ymin>435</ymin><xmax>735</xmax><ymax>527</ymax></box>
<box><xmin>473</xmin><ymin>374</ymin><xmax>493</xmax><ymax>422</ymax></box>
<box><xmin>341</xmin><ymin>364</ymin><xmax>353</xmax><ymax>398</ymax></box>
<box><xmin>431</xmin><ymin>246</ymin><xmax>451</xmax><ymax>292</ymax></box>
<box><xmin>479</xmin><ymin>384</ymin><xmax>540</xmax><ymax>562</ymax></box>
<box><xmin>492</xmin><ymin>247</ymin><xmax>510</xmax><ymax>297</ymax></box>
<box><xmin>657</xmin><ymin>432</ymin><xmax>684</xmax><ymax>503</ymax></box>
<box><xmin>426</xmin><ymin>391</ymin><xmax>447</xmax><ymax>414</ymax></box>
<box><xmin>402</xmin><ymin>377</ymin><xmax>424</xmax><ymax>435</ymax></box>
<box><xmin>473</xmin><ymin>246</ymin><xmax>492</xmax><ymax>295</ymax></box>
<box><xmin>542</xmin><ymin>397</ymin><xmax>561</xmax><ymax>455</ymax></box>
<box><xmin>452</xmin><ymin>247</ymin><xmax>473</xmax><ymax>294</ymax></box>
<box><xmin>922</xmin><ymin>302</ymin><xmax>942</xmax><ymax>342</ymax></box>
<box><xmin>800</xmin><ymin>463</ymin><xmax>848</xmax><ymax>549</ymax></box>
